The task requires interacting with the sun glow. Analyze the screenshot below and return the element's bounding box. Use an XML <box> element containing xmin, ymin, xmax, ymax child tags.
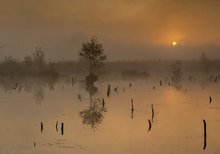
<box><xmin>172</xmin><ymin>41</ymin><xmax>177</xmax><ymax>46</ymax></box>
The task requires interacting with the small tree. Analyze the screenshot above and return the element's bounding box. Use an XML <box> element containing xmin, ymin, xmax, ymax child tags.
<box><xmin>24</xmin><ymin>55</ymin><xmax>32</xmax><ymax>66</ymax></box>
<box><xmin>79</xmin><ymin>36</ymin><xmax>107</xmax><ymax>75</ymax></box>
<box><xmin>172</xmin><ymin>60</ymin><xmax>182</xmax><ymax>82</ymax></box>
<box><xmin>33</xmin><ymin>47</ymin><xmax>45</xmax><ymax>69</ymax></box>
<box><xmin>200</xmin><ymin>52</ymin><xmax>210</xmax><ymax>73</ymax></box>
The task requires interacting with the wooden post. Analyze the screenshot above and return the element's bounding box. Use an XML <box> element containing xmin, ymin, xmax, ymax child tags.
<box><xmin>56</xmin><ymin>121</ymin><xmax>58</xmax><ymax>132</ymax></box>
<box><xmin>61</xmin><ymin>122</ymin><xmax>64</xmax><ymax>135</ymax></box>
<box><xmin>203</xmin><ymin>119</ymin><xmax>207</xmax><ymax>150</ymax></box>
<box><xmin>151</xmin><ymin>104</ymin><xmax>154</xmax><ymax>123</ymax></box>
<box><xmin>131</xmin><ymin>110</ymin><xmax>134</xmax><ymax>119</ymax></box>
<box><xmin>131</xmin><ymin>99</ymin><xmax>134</xmax><ymax>119</ymax></box>
<box><xmin>102</xmin><ymin>98</ymin><xmax>105</xmax><ymax>108</ymax></box>
<box><xmin>209</xmin><ymin>96</ymin><xmax>212</xmax><ymax>103</ymax></box>
<box><xmin>148</xmin><ymin>119</ymin><xmax>152</xmax><ymax>132</ymax></box>
<box><xmin>40</xmin><ymin>122</ymin><xmax>43</xmax><ymax>133</ymax></box>
<box><xmin>107</xmin><ymin>84</ymin><xmax>111</xmax><ymax>97</ymax></box>
<box><xmin>114</xmin><ymin>86</ymin><xmax>118</xmax><ymax>93</ymax></box>
<box><xmin>131</xmin><ymin>99</ymin><xmax>134</xmax><ymax>112</ymax></box>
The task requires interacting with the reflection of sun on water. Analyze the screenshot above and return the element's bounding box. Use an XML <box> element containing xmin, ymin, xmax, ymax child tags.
<box><xmin>163</xmin><ymin>89</ymin><xmax>184</xmax><ymax>104</ymax></box>
<box><xmin>172</xmin><ymin>41</ymin><xmax>177</xmax><ymax>46</ymax></box>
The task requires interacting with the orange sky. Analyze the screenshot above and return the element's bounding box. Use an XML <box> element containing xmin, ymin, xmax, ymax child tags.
<box><xmin>0</xmin><ymin>0</ymin><xmax>220</xmax><ymax>60</ymax></box>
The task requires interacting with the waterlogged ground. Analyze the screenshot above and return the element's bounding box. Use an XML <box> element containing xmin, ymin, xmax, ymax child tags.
<box><xmin>0</xmin><ymin>76</ymin><xmax>220</xmax><ymax>154</ymax></box>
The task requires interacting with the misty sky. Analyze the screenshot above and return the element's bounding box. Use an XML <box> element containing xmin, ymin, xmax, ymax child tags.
<box><xmin>1</xmin><ymin>0</ymin><xmax>220</xmax><ymax>60</ymax></box>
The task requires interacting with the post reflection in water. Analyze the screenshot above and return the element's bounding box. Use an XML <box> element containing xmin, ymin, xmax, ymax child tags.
<box><xmin>33</xmin><ymin>87</ymin><xmax>44</xmax><ymax>105</ymax></box>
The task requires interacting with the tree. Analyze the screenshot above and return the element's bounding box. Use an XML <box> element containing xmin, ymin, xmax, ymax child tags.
<box><xmin>171</xmin><ymin>60</ymin><xmax>182</xmax><ymax>90</ymax></box>
<box><xmin>24</xmin><ymin>55</ymin><xmax>32</xmax><ymax>66</ymax></box>
<box><xmin>200</xmin><ymin>52</ymin><xmax>210</xmax><ymax>73</ymax></box>
<box><xmin>33</xmin><ymin>47</ymin><xmax>45</xmax><ymax>68</ymax></box>
<box><xmin>172</xmin><ymin>60</ymin><xmax>182</xmax><ymax>82</ymax></box>
<box><xmin>79</xmin><ymin>36</ymin><xmax>107</xmax><ymax>75</ymax></box>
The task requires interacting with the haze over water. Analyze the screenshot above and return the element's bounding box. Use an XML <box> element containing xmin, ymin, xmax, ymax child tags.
<box><xmin>0</xmin><ymin>74</ymin><xmax>219</xmax><ymax>154</ymax></box>
<box><xmin>1</xmin><ymin>0</ymin><xmax>220</xmax><ymax>60</ymax></box>
<box><xmin>0</xmin><ymin>0</ymin><xmax>220</xmax><ymax>154</ymax></box>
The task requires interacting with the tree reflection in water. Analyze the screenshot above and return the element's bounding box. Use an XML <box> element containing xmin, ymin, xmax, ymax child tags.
<box><xmin>80</xmin><ymin>73</ymin><xmax>107</xmax><ymax>130</ymax></box>
<box><xmin>85</xmin><ymin>73</ymin><xmax>98</xmax><ymax>97</ymax></box>
<box><xmin>0</xmin><ymin>76</ymin><xmax>58</xmax><ymax>104</ymax></box>
<box><xmin>86</xmin><ymin>84</ymin><xmax>97</xmax><ymax>97</ymax></box>
<box><xmin>33</xmin><ymin>87</ymin><xmax>44</xmax><ymax>105</ymax></box>
<box><xmin>79</xmin><ymin>99</ymin><xmax>107</xmax><ymax>130</ymax></box>
<box><xmin>171</xmin><ymin>60</ymin><xmax>182</xmax><ymax>91</ymax></box>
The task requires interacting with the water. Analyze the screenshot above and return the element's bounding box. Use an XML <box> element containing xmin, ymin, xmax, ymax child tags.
<box><xmin>0</xmin><ymin>76</ymin><xmax>220</xmax><ymax>154</ymax></box>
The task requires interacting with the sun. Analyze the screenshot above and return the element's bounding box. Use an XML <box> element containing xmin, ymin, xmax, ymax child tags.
<box><xmin>172</xmin><ymin>41</ymin><xmax>178</xmax><ymax>46</ymax></box>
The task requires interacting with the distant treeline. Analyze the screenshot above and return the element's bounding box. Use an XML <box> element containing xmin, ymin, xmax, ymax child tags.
<box><xmin>0</xmin><ymin>47</ymin><xmax>58</xmax><ymax>77</ymax></box>
<box><xmin>0</xmin><ymin>50</ymin><xmax>219</xmax><ymax>77</ymax></box>
<box><xmin>56</xmin><ymin>54</ymin><xmax>220</xmax><ymax>77</ymax></box>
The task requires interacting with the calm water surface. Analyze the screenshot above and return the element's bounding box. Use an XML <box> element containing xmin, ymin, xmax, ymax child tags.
<box><xmin>0</xmin><ymin>77</ymin><xmax>219</xmax><ymax>154</ymax></box>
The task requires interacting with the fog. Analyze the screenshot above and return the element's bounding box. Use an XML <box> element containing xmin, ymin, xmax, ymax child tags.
<box><xmin>1</xmin><ymin>0</ymin><xmax>220</xmax><ymax>60</ymax></box>
<box><xmin>2</xmin><ymin>1</ymin><xmax>220</xmax><ymax>154</ymax></box>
